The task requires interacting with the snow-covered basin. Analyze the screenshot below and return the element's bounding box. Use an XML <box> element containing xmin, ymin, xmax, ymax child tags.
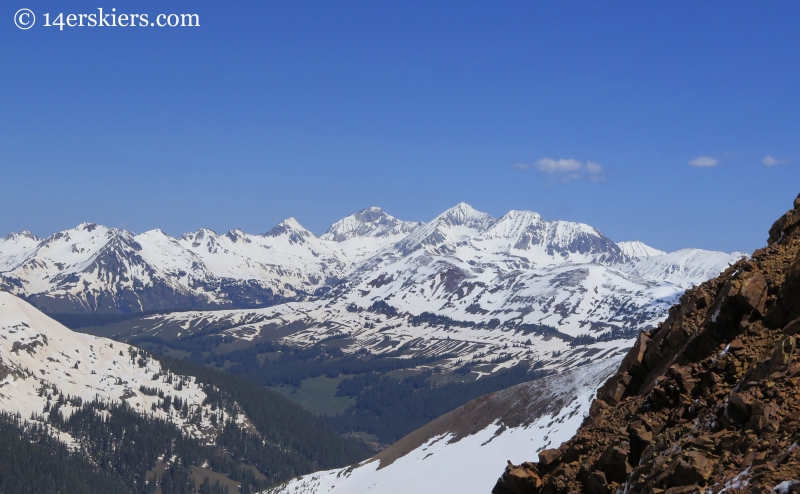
<box><xmin>264</xmin><ymin>357</ymin><xmax>621</xmax><ymax>494</ymax></box>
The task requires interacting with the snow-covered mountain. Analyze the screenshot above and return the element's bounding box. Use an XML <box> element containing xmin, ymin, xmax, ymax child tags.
<box><xmin>321</xmin><ymin>207</ymin><xmax>422</xmax><ymax>242</ymax></box>
<box><xmin>82</xmin><ymin>205</ymin><xmax>741</xmax><ymax>381</ymax></box>
<box><xmin>0</xmin><ymin>290</ymin><xmax>250</xmax><ymax>446</ymax></box>
<box><xmin>0</xmin><ymin>206</ymin><xmax>742</xmax><ymax>362</ymax></box>
<box><xmin>263</xmin><ymin>357</ymin><xmax>621</xmax><ymax>494</ymax></box>
<box><xmin>0</xmin><ymin>204</ymin><xmax>742</xmax><ymax>377</ymax></box>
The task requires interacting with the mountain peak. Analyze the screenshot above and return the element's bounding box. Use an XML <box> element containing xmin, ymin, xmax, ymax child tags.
<box><xmin>76</xmin><ymin>222</ymin><xmax>102</xmax><ymax>232</ymax></box>
<box><xmin>393</xmin><ymin>203</ymin><xmax>495</xmax><ymax>255</ymax></box>
<box><xmin>2</xmin><ymin>230</ymin><xmax>40</xmax><ymax>242</ymax></box>
<box><xmin>224</xmin><ymin>228</ymin><xmax>248</xmax><ymax>243</ymax></box>
<box><xmin>179</xmin><ymin>228</ymin><xmax>220</xmax><ymax>243</ymax></box>
<box><xmin>616</xmin><ymin>240</ymin><xmax>666</xmax><ymax>259</ymax></box>
<box><xmin>264</xmin><ymin>218</ymin><xmax>313</xmax><ymax>240</ymax></box>
<box><xmin>435</xmin><ymin>203</ymin><xmax>494</xmax><ymax>228</ymax></box>
<box><xmin>322</xmin><ymin>207</ymin><xmax>422</xmax><ymax>242</ymax></box>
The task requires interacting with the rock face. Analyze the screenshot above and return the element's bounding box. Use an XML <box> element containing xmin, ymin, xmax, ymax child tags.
<box><xmin>494</xmin><ymin>193</ymin><xmax>800</xmax><ymax>494</ymax></box>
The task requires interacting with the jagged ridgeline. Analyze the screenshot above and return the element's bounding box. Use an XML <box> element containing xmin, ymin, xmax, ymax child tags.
<box><xmin>494</xmin><ymin>194</ymin><xmax>800</xmax><ymax>494</ymax></box>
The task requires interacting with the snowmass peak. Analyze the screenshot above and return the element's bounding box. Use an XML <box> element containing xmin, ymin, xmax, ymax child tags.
<box><xmin>322</xmin><ymin>207</ymin><xmax>422</xmax><ymax>242</ymax></box>
<box><xmin>434</xmin><ymin>203</ymin><xmax>495</xmax><ymax>229</ymax></box>
<box><xmin>393</xmin><ymin>203</ymin><xmax>495</xmax><ymax>255</ymax></box>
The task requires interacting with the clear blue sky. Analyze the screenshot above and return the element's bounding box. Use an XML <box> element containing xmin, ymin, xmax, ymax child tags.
<box><xmin>2</xmin><ymin>1</ymin><xmax>798</xmax><ymax>253</ymax></box>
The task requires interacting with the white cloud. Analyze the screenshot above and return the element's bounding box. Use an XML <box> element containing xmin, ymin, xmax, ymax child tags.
<box><xmin>513</xmin><ymin>157</ymin><xmax>606</xmax><ymax>183</ymax></box>
<box><xmin>762</xmin><ymin>155</ymin><xmax>788</xmax><ymax>167</ymax></box>
<box><xmin>688</xmin><ymin>156</ymin><xmax>719</xmax><ymax>168</ymax></box>
<box><xmin>586</xmin><ymin>161</ymin><xmax>605</xmax><ymax>182</ymax></box>
<box><xmin>533</xmin><ymin>158</ymin><xmax>583</xmax><ymax>174</ymax></box>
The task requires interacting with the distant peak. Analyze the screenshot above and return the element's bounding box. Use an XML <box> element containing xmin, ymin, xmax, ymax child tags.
<box><xmin>195</xmin><ymin>228</ymin><xmax>219</xmax><ymax>237</ymax></box>
<box><xmin>279</xmin><ymin>218</ymin><xmax>305</xmax><ymax>229</ymax></box>
<box><xmin>178</xmin><ymin>228</ymin><xmax>220</xmax><ymax>246</ymax></box>
<box><xmin>500</xmin><ymin>210</ymin><xmax>543</xmax><ymax>221</ymax></box>
<box><xmin>322</xmin><ymin>207</ymin><xmax>421</xmax><ymax>241</ymax></box>
<box><xmin>264</xmin><ymin>218</ymin><xmax>313</xmax><ymax>239</ymax></box>
<box><xmin>617</xmin><ymin>240</ymin><xmax>667</xmax><ymax>259</ymax></box>
<box><xmin>450</xmin><ymin>202</ymin><xmax>474</xmax><ymax>212</ymax></box>
<box><xmin>2</xmin><ymin>230</ymin><xmax>40</xmax><ymax>242</ymax></box>
<box><xmin>435</xmin><ymin>203</ymin><xmax>494</xmax><ymax>226</ymax></box>
<box><xmin>77</xmin><ymin>222</ymin><xmax>101</xmax><ymax>232</ymax></box>
<box><xmin>354</xmin><ymin>207</ymin><xmax>389</xmax><ymax>221</ymax></box>
<box><xmin>225</xmin><ymin>229</ymin><xmax>249</xmax><ymax>243</ymax></box>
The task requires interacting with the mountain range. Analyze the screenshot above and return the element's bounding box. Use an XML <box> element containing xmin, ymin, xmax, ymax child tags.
<box><xmin>0</xmin><ymin>204</ymin><xmax>740</xmax><ymax>319</ymax></box>
<box><xmin>0</xmin><ymin>201</ymin><xmax>766</xmax><ymax>493</ymax></box>
<box><xmin>0</xmin><ymin>204</ymin><xmax>745</xmax><ymax>396</ymax></box>
<box><xmin>44</xmin><ymin>204</ymin><xmax>741</xmax><ymax>381</ymax></box>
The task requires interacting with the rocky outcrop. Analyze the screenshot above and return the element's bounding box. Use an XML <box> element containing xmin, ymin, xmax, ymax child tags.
<box><xmin>494</xmin><ymin>193</ymin><xmax>800</xmax><ymax>494</ymax></box>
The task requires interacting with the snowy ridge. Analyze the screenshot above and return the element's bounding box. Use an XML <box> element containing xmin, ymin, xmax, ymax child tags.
<box><xmin>619</xmin><ymin>248</ymin><xmax>748</xmax><ymax>288</ymax></box>
<box><xmin>0</xmin><ymin>291</ymin><xmax>252</xmax><ymax>447</ymax></box>
<box><xmin>617</xmin><ymin>241</ymin><xmax>666</xmax><ymax>259</ymax></box>
<box><xmin>263</xmin><ymin>357</ymin><xmax>621</xmax><ymax>494</ymax></box>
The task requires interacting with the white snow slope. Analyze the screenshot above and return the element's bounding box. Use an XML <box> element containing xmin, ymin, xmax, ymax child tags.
<box><xmin>0</xmin><ymin>291</ymin><xmax>251</xmax><ymax>447</ymax></box>
<box><xmin>263</xmin><ymin>357</ymin><xmax>621</xmax><ymax>494</ymax></box>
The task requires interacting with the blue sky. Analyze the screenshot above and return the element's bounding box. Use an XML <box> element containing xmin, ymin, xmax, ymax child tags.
<box><xmin>2</xmin><ymin>1</ymin><xmax>798</xmax><ymax>253</ymax></box>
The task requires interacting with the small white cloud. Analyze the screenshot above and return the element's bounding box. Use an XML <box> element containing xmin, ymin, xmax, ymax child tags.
<box><xmin>688</xmin><ymin>156</ymin><xmax>719</xmax><ymax>168</ymax></box>
<box><xmin>534</xmin><ymin>157</ymin><xmax>583</xmax><ymax>174</ymax></box>
<box><xmin>586</xmin><ymin>161</ymin><xmax>605</xmax><ymax>182</ymax></box>
<box><xmin>513</xmin><ymin>157</ymin><xmax>606</xmax><ymax>183</ymax></box>
<box><xmin>762</xmin><ymin>155</ymin><xmax>788</xmax><ymax>167</ymax></box>
<box><xmin>585</xmin><ymin>161</ymin><xmax>603</xmax><ymax>174</ymax></box>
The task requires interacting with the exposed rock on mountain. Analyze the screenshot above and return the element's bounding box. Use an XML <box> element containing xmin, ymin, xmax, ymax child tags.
<box><xmin>494</xmin><ymin>194</ymin><xmax>800</xmax><ymax>494</ymax></box>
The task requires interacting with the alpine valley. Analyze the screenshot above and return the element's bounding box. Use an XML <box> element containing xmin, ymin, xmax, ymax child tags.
<box><xmin>0</xmin><ymin>203</ymin><xmax>746</xmax><ymax>493</ymax></box>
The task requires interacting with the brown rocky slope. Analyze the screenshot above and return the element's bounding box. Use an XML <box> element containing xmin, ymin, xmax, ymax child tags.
<box><xmin>493</xmin><ymin>193</ymin><xmax>800</xmax><ymax>494</ymax></box>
